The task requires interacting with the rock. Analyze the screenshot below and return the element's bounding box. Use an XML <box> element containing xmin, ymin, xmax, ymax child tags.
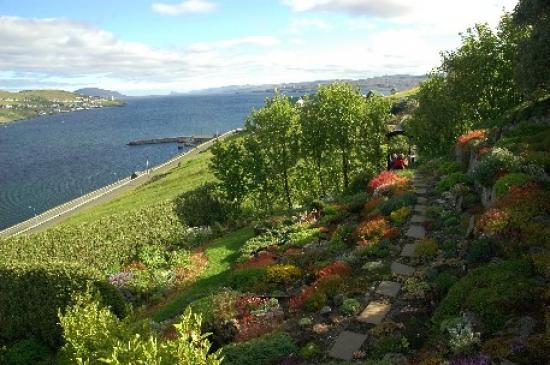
<box><xmin>455</xmin><ymin>195</ymin><xmax>464</xmax><ymax>211</ymax></box>
<box><xmin>334</xmin><ymin>294</ymin><xmax>345</xmax><ymax>307</ymax></box>
<box><xmin>320</xmin><ymin>306</ymin><xmax>332</xmax><ymax>316</ymax></box>
<box><xmin>410</xmin><ymin>215</ymin><xmax>426</xmax><ymax>223</ymax></box>
<box><xmin>406</xmin><ymin>225</ymin><xmax>426</xmax><ymax>239</ymax></box>
<box><xmin>401</xmin><ymin>243</ymin><xmax>417</xmax><ymax>257</ymax></box>
<box><xmin>362</xmin><ymin>292</ymin><xmax>372</xmax><ymax>304</ymax></box>
<box><xmin>415</xmin><ymin>188</ymin><xmax>427</xmax><ymax>195</ymax></box>
<box><xmin>391</xmin><ymin>262</ymin><xmax>415</xmax><ymax>276</ymax></box>
<box><xmin>375</xmin><ymin>281</ymin><xmax>401</xmax><ymax>298</ymax></box>
<box><xmin>357</xmin><ymin>301</ymin><xmax>391</xmax><ymax>324</ymax></box>
<box><xmin>328</xmin><ymin>331</ymin><xmax>368</xmax><ymax>361</ymax></box>
<box><xmin>383</xmin><ymin>353</ymin><xmax>410</xmax><ymax>365</ymax></box>
<box><xmin>417</xmin><ymin>196</ymin><xmax>428</xmax><ymax>204</ymax></box>
<box><xmin>465</xmin><ymin>214</ymin><xmax>475</xmax><ymax>238</ymax></box>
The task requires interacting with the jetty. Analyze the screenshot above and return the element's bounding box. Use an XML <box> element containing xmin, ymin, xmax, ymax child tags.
<box><xmin>127</xmin><ymin>135</ymin><xmax>214</xmax><ymax>146</ymax></box>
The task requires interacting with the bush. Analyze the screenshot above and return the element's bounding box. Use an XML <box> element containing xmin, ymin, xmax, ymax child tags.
<box><xmin>378</xmin><ymin>192</ymin><xmax>416</xmax><ymax>216</ymax></box>
<box><xmin>175</xmin><ymin>183</ymin><xmax>229</xmax><ymax>227</ymax></box>
<box><xmin>221</xmin><ymin>332</ymin><xmax>297</xmax><ymax>365</ymax></box>
<box><xmin>1</xmin><ymin>339</ymin><xmax>51</xmax><ymax>365</ymax></box>
<box><xmin>415</xmin><ymin>238</ymin><xmax>439</xmax><ymax>258</ymax></box>
<box><xmin>0</xmin><ymin>202</ymin><xmax>186</xmax><ymax>272</ymax></box>
<box><xmin>299</xmin><ymin>341</ymin><xmax>321</xmax><ymax>359</ymax></box>
<box><xmin>432</xmin><ymin>260</ymin><xmax>537</xmax><ymax>332</ymax></box>
<box><xmin>266</xmin><ymin>264</ymin><xmax>302</xmax><ymax>286</ymax></box>
<box><xmin>227</xmin><ymin>268</ymin><xmax>267</xmax><ymax>291</ymax></box>
<box><xmin>494</xmin><ymin>173</ymin><xmax>533</xmax><ymax>198</ymax></box>
<box><xmin>60</xmin><ymin>292</ymin><xmax>222</xmax><ymax>364</ymax></box>
<box><xmin>436</xmin><ymin>173</ymin><xmax>471</xmax><ymax>193</ymax></box>
<box><xmin>466</xmin><ymin>237</ymin><xmax>501</xmax><ymax>264</ymax></box>
<box><xmin>0</xmin><ymin>261</ymin><xmax>125</xmax><ymax>348</ymax></box>
<box><xmin>331</xmin><ymin>224</ymin><xmax>356</xmax><ymax>246</ymax></box>
<box><xmin>340</xmin><ymin>298</ymin><xmax>361</xmax><ymax>315</ymax></box>
<box><xmin>390</xmin><ymin>206</ymin><xmax>412</xmax><ymax>225</ymax></box>
<box><xmin>473</xmin><ymin>148</ymin><xmax>520</xmax><ymax>187</ymax></box>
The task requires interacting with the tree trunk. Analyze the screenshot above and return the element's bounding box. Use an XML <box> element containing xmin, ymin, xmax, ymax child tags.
<box><xmin>282</xmin><ymin>167</ymin><xmax>292</xmax><ymax>209</ymax></box>
<box><xmin>342</xmin><ymin>149</ymin><xmax>349</xmax><ymax>189</ymax></box>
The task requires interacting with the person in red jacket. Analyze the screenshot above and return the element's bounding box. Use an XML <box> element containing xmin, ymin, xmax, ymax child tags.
<box><xmin>393</xmin><ymin>153</ymin><xmax>408</xmax><ymax>169</ymax></box>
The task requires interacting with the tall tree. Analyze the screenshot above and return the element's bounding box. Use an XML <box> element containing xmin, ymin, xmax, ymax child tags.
<box><xmin>316</xmin><ymin>82</ymin><xmax>365</xmax><ymax>190</ymax></box>
<box><xmin>245</xmin><ymin>94</ymin><xmax>299</xmax><ymax>209</ymax></box>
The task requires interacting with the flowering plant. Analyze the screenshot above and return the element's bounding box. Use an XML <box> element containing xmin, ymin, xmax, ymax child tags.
<box><xmin>355</xmin><ymin>215</ymin><xmax>389</xmax><ymax>244</ymax></box>
<box><xmin>456</xmin><ymin>130</ymin><xmax>487</xmax><ymax>147</ymax></box>
<box><xmin>316</xmin><ymin>260</ymin><xmax>352</xmax><ymax>280</ymax></box>
<box><xmin>368</xmin><ymin>171</ymin><xmax>408</xmax><ymax>194</ymax></box>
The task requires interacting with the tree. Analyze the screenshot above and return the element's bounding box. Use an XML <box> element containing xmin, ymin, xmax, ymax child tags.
<box><xmin>356</xmin><ymin>96</ymin><xmax>391</xmax><ymax>174</ymax></box>
<box><xmin>245</xmin><ymin>94</ymin><xmax>300</xmax><ymax>209</ymax></box>
<box><xmin>210</xmin><ymin>139</ymin><xmax>249</xmax><ymax>210</ymax></box>
<box><xmin>316</xmin><ymin>82</ymin><xmax>365</xmax><ymax>190</ymax></box>
<box><xmin>513</xmin><ymin>0</ymin><xmax>550</xmax><ymax>96</ymax></box>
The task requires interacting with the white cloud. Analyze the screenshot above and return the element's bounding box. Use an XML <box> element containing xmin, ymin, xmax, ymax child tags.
<box><xmin>282</xmin><ymin>0</ymin><xmax>411</xmax><ymax>17</ymax></box>
<box><xmin>152</xmin><ymin>0</ymin><xmax>216</xmax><ymax>15</ymax></box>
<box><xmin>188</xmin><ymin>36</ymin><xmax>281</xmax><ymax>52</ymax></box>
<box><xmin>289</xmin><ymin>18</ymin><xmax>332</xmax><ymax>34</ymax></box>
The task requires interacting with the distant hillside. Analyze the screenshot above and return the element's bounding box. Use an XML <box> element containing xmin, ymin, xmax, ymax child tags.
<box><xmin>75</xmin><ymin>88</ymin><xmax>125</xmax><ymax>98</ymax></box>
<box><xmin>186</xmin><ymin>75</ymin><xmax>427</xmax><ymax>96</ymax></box>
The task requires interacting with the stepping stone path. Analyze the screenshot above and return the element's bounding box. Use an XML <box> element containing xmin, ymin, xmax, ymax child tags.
<box><xmin>414</xmin><ymin>205</ymin><xmax>427</xmax><ymax>214</ymax></box>
<box><xmin>410</xmin><ymin>215</ymin><xmax>426</xmax><ymax>223</ymax></box>
<box><xmin>328</xmin><ymin>331</ymin><xmax>368</xmax><ymax>360</ymax></box>
<box><xmin>391</xmin><ymin>262</ymin><xmax>415</xmax><ymax>276</ymax></box>
<box><xmin>376</xmin><ymin>281</ymin><xmax>401</xmax><ymax>297</ymax></box>
<box><xmin>417</xmin><ymin>196</ymin><xmax>427</xmax><ymax>204</ymax></box>
<box><xmin>357</xmin><ymin>301</ymin><xmax>391</xmax><ymax>324</ymax></box>
<box><xmin>406</xmin><ymin>225</ymin><xmax>426</xmax><ymax>239</ymax></box>
<box><xmin>401</xmin><ymin>242</ymin><xmax>418</xmax><ymax>257</ymax></box>
<box><xmin>415</xmin><ymin>188</ymin><xmax>427</xmax><ymax>195</ymax></box>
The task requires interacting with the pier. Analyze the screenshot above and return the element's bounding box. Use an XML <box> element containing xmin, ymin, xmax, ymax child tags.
<box><xmin>127</xmin><ymin>135</ymin><xmax>214</xmax><ymax>146</ymax></box>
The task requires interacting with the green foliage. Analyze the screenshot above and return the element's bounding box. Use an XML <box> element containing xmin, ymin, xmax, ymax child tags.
<box><xmin>415</xmin><ymin>239</ymin><xmax>439</xmax><ymax>258</ymax></box>
<box><xmin>436</xmin><ymin>173</ymin><xmax>472</xmax><ymax>193</ymax></box>
<box><xmin>0</xmin><ymin>261</ymin><xmax>125</xmax><ymax>348</ymax></box>
<box><xmin>266</xmin><ymin>264</ymin><xmax>302</xmax><ymax>286</ymax></box>
<box><xmin>59</xmin><ymin>291</ymin><xmax>222</xmax><ymax>365</ymax></box>
<box><xmin>331</xmin><ymin>223</ymin><xmax>356</xmax><ymax>246</ymax></box>
<box><xmin>466</xmin><ymin>237</ymin><xmax>502</xmax><ymax>264</ymax></box>
<box><xmin>221</xmin><ymin>332</ymin><xmax>297</xmax><ymax>365</ymax></box>
<box><xmin>175</xmin><ymin>183</ymin><xmax>229</xmax><ymax>227</ymax></box>
<box><xmin>378</xmin><ymin>192</ymin><xmax>416</xmax><ymax>216</ymax></box>
<box><xmin>299</xmin><ymin>341</ymin><xmax>321</xmax><ymax>359</ymax></box>
<box><xmin>432</xmin><ymin>260</ymin><xmax>537</xmax><ymax>332</ymax></box>
<box><xmin>494</xmin><ymin>172</ymin><xmax>533</xmax><ymax>198</ymax></box>
<box><xmin>340</xmin><ymin>298</ymin><xmax>361</xmax><ymax>315</ymax></box>
<box><xmin>1</xmin><ymin>339</ymin><xmax>51</xmax><ymax>365</ymax></box>
<box><xmin>440</xmin><ymin>316</ymin><xmax>481</xmax><ymax>354</ymax></box>
<box><xmin>473</xmin><ymin>148</ymin><xmax>520</xmax><ymax>186</ymax></box>
<box><xmin>227</xmin><ymin>268</ymin><xmax>267</xmax><ymax>292</ymax></box>
<box><xmin>390</xmin><ymin>206</ymin><xmax>412</xmax><ymax>225</ymax></box>
<box><xmin>304</xmin><ymin>291</ymin><xmax>327</xmax><ymax>312</ymax></box>
<box><xmin>0</xmin><ymin>202</ymin><xmax>185</xmax><ymax>272</ymax></box>
<box><xmin>436</xmin><ymin>161</ymin><xmax>462</xmax><ymax>175</ymax></box>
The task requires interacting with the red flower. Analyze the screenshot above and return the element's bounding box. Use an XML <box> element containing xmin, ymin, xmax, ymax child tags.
<box><xmin>316</xmin><ymin>260</ymin><xmax>352</xmax><ymax>280</ymax></box>
<box><xmin>367</xmin><ymin>171</ymin><xmax>408</xmax><ymax>192</ymax></box>
<box><xmin>456</xmin><ymin>129</ymin><xmax>486</xmax><ymax>147</ymax></box>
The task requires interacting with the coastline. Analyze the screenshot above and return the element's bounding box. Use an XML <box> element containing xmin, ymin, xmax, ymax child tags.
<box><xmin>0</xmin><ymin>129</ymin><xmax>238</xmax><ymax>237</ymax></box>
<box><xmin>0</xmin><ymin>101</ymin><xmax>124</xmax><ymax>125</ymax></box>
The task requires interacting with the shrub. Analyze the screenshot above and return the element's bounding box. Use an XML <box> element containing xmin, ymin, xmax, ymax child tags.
<box><xmin>368</xmin><ymin>171</ymin><xmax>408</xmax><ymax>193</ymax></box>
<box><xmin>336</xmin><ymin>192</ymin><xmax>369</xmax><ymax>213</ymax></box>
<box><xmin>440</xmin><ymin>315</ymin><xmax>480</xmax><ymax>354</ymax></box>
<box><xmin>1</xmin><ymin>339</ymin><xmax>51</xmax><ymax>365</ymax></box>
<box><xmin>390</xmin><ymin>206</ymin><xmax>412</xmax><ymax>225</ymax></box>
<box><xmin>315</xmin><ymin>274</ymin><xmax>345</xmax><ymax>298</ymax></box>
<box><xmin>60</xmin><ymin>292</ymin><xmax>222</xmax><ymax>364</ymax></box>
<box><xmin>175</xmin><ymin>183</ymin><xmax>230</xmax><ymax>227</ymax></box>
<box><xmin>227</xmin><ymin>268</ymin><xmax>267</xmax><ymax>291</ymax></box>
<box><xmin>221</xmin><ymin>332</ymin><xmax>297</xmax><ymax>365</ymax></box>
<box><xmin>466</xmin><ymin>237</ymin><xmax>501</xmax><ymax>263</ymax></box>
<box><xmin>473</xmin><ymin>148</ymin><xmax>520</xmax><ymax>187</ymax></box>
<box><xmin>415</xmin><ymin>238</ymin><xmax>439</xmax><ymax>258</ymax></box>
<box><xmin>432</xmin><ymin>260</ymin><xmax>537</xmax><ymax>332</ymax></box>
<box><xmin>0</xmin><ymin>202</ymin><xmax>186</xmax><ymax>272</ymax></box>
<box><xmin>0</xmin><ymin>261</ymin><xmax>125</xmax><ymax>348</ymax></box>
<box><xmin>494</xmin><ymin>173</ymin><xmax>533</xmax><ymax>198</ymax></box>
<box><xmin>355</xmin><ymin>215</ymin><xmax>389</xmax><ymax>245</ymax></box>
<box><xmin>456</xmin><ymin>130</ymin><xmax>487</xmax><ymax>147</ymax></box>
<box><xmin>363</xmin><ymin>197</ymin><xmax>385</xmax><ymax>216</ymax></box>
<box><xmin>378</xmin><ymin>192</ymin><xmax>416</xmax><ymax>216</ymax></box>
<box><xmin>340</xmin><ymin>298</ymin><xmax>361</xmax><ymax>315</ymax></box>
<box><xmin>304</xmin><ymin>291</ymin><xmax>327</xmax><ymax>311</ymax></box>
<box><xmin>436</xmin><ymin>161</ymin><xmax>462</xmax><ymax>175</ymax></box>
<box><xmin>266</xmin><ymin>264</ymin><xmax>302</xmax><ymax>286</ymax></box>
<box><xmin>212</xmin><ymin>290</ymin><xmax>240</xmax><ymax>322</ymax></box>
<box><xmin>316</xmin><ymin>261</ymin><xmax>352</xmax><ymax>280</ymax></box>
<box><xmin>331</xmin><ymin>224</ymin><xmax>356</xmax><ymax>246</ymax></box>
<box><xmin>403</xmin><ymin>278</ymin><xmax>431</xmax><ymax>300</ymax></box>
<box><xmin>436</xmin><ymin>173</ymin><xmax>471</xmax><ymax>193</ymax></box>
<box><xmin>299</xmin><ymin>341</ymin><xmax>321</xmax><ymax>359</ymax></box>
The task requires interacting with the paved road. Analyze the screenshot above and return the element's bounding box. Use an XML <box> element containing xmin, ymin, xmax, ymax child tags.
<box><xmin>0</xmin><ymin>130</ymin><xmax>238</xmax><ymax>238</ymax></box>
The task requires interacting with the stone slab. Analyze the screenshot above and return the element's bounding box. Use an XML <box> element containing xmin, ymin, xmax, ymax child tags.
<box><xmin>401</xmin><ymin>243</ymin><xmax>417</xmax><ymax>257</ymax></box>
<box><xmin>415</xmin><ymin>188</ymin><xmax>428</xmax><ymax>195</ymax></box>
<box><xmin>376</xmin><ymin>281</ymin><xmax>401</xmax><ymax>298</ymax></box>
<box><xmin>406</xmin><ymin>225</ymin><xmax>426</xmax><ymax>239</ymax></box>
<box><xmin>410</xmin><ymin>215</ymin><xmax>426</xmax><ymax>223</ymax></box>
<box><xmin>417</xmin><ymin>197</ymin><xmax>427</xmax><ymax>204</ymax></box>
<box><xmin>391</xmin><ymin>262</ymin><xmax>415</xmax><ymax>276</ymax></box>
<box><xmin>414</xmin><ymin>205</ymin><xmax>427</xmax><ymax>214</ymax></box>
<box><xmin>357</xmin><ymin>301</ymin><xmax>391</xmax><ymax>324</ymax></box>
<box><xmin>328</xmin><ymin>331</ymin><xmax>368</xmax><ymax>360</ymax></box>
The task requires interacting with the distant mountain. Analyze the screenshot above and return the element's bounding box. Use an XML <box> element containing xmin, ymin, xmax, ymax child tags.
<box><xmin>185</xmin><ymin>75</ymin><xmax>427</xmax><ymax>96</ymax></box>
<box><xmin>75</xmin><ymin>88</ymin><xmax>125</xmax><ymax>98</ymax></box>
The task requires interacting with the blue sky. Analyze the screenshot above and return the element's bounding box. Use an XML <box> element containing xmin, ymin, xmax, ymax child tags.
<box><xmin>0</xmin><ymin>0</ymin><xmax>518</xmax><ymax>95</ymax></box>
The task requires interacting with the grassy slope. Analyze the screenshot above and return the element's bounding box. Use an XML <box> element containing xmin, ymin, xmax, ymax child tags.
<box><xmin>153</xmin><ymin>226</ymin><xmax>255</xmax><ymax>322</ymax></box>
<box><xmin>62</xmin><ymin>148</ymin><xmax>216</xmax><ymax>226</ymax></box>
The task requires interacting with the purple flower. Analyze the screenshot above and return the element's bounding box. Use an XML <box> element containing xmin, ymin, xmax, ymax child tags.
<box><xmin>450</xmin><ymin>354</ymin><xmax>490</xmax><ymax>365</ymax></box>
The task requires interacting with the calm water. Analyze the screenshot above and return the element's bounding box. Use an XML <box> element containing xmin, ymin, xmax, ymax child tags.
<box><xmin>0</xmin><ymin>93</ymin><xmax>272</xmax><ymax>229</ymax></box>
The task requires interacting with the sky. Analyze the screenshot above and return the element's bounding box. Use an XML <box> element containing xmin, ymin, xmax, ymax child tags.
<box><xmin>0</xmin><ymin>0</ymin><xmax>519</xmax><ymax>95</ymax></box>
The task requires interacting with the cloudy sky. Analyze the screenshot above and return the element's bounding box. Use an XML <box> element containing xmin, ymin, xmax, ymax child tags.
<box><xmin>0</xmin><ymin>0</ymin><xmax>518</xmax><ymax>95</ymax></box>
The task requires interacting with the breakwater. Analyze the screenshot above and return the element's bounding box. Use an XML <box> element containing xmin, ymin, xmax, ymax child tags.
<box><xmin>128</xmin><ymin>135</ymin><xmax>213</xmax><ymax>146</ymax></box>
